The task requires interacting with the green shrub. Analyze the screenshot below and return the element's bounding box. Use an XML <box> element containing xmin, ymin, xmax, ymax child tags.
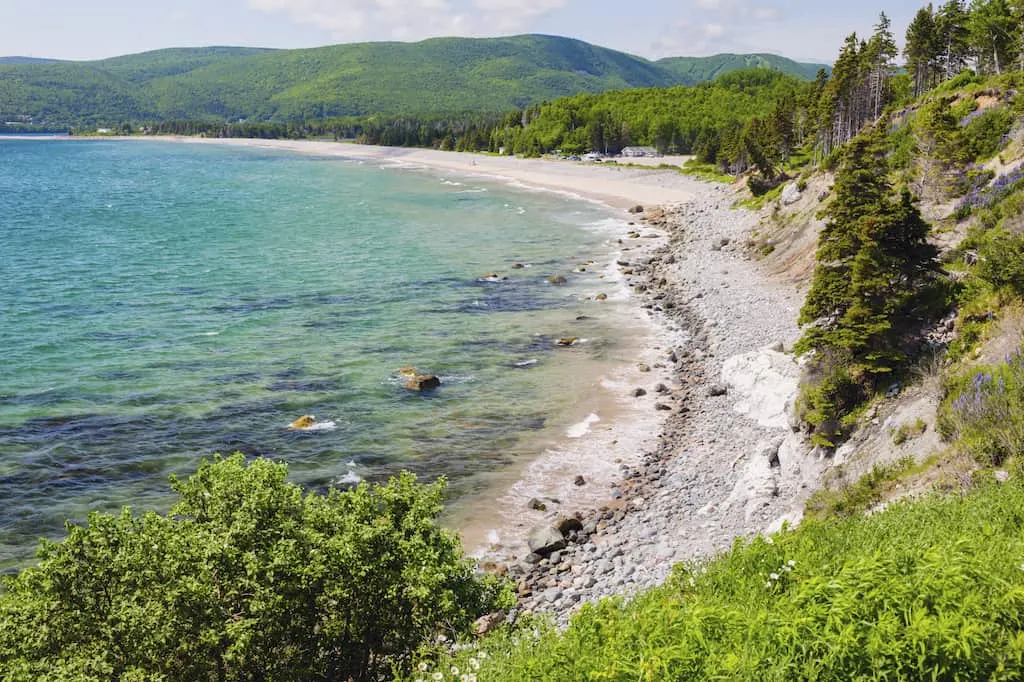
<box><xmin>412</xmin><ymin>475</ymin><xmax>1024</xmax><ymax>681</ymax></box>
<box><xmin>797</xmin><ymin>359</ymin><xmax>865</xmax><ymax>448</ymax></box>
<box><xmin>962</xmin><ymin>106</ymin><xmax>1014</xmax><ymax>161</ymax></box>
<box><xmin>0</xmin><ymin>455</ymin><xmax>512</xmax><ymax>682</ymax></box>
<box><xmin>938</xmin><ymin>350</ymin><xmax>1024</xmax><ymax>465</ymax></box>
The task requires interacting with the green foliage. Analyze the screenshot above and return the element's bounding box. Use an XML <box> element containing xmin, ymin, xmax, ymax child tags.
<box><xmin>0</xmin><ymin>455</ymin><xmax>511</xmax><ymax>682</ymax></box>
<box><xmin>0</xmin><ymin>37</ymin><xmax>826</xmax><ymax>126</ymax></box>
<box><xmin>796</xmin><ymin>358</ymin><xmax>866</xmax><ymax>447</ymax></box>
<box><xmin>806</xmin><ymin>456</ymin><xmax>917</xmax><ymax>519</ymax></box>
<box><xmin>410</xmin><ymin>475</ymin><xmax>1024</xmax><ymax>681</ymax></box>
<box><xmin>939</xmin><ymin>349</ymin><xmax>1024</xmax><ymax>465</ymax></box>
<box><xmin>656</xmin><ymin>53</ymin><xmax>828</xmax><ymax>85</ymax></box>
<box><xmin>962</xmin><ymin>105</ymin><xmax>1015</xmax><ymax>160</ymax></box>
<box><xmin>797</xmin><ymin>129</ymin><xmax>940</xmax><ymax>420</ymax></box>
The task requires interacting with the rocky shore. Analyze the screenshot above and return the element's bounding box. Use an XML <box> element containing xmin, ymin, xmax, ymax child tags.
<box><xmin>494</xmin><ymin>182</ymin><xmax>816</xmax><ymax>624</ymax></box>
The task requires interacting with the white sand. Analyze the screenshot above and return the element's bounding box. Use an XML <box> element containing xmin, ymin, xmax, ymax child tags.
<box><xmin>152</xmin><ymin>137</ymin><xmax>699</xmax><ymax>210</ymax></box>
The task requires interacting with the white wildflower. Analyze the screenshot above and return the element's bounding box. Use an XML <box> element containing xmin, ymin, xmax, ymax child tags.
<box><xmin>451</xmin><ymin>666</ymin><xmax>459</xmax><ymax>676</ymax></box>
<box><xmin>766</xmin><ymin>581</ymin><xmax>773</xmax><ymax>588</ymax></box>
<box><xmin>765</xmin><ymin>536</ymin><xmax>774</xmax><ymax>545</ymax></box>
<box><xmin>419</xmin><ymin>662</ymin><xmax>429</xmax><ymax>672</ymax></box>
<box><xmin>477</xmin><ymin>651</ymin><xmax>487</xmax><ymax>659</ymax></box>
<box><xmin>788</xmin><ymin>559</ymin><xmax>796</xmax><ymax>567</ymax></box>
<box><xmin>469</xmin><ymin>658</ymin><xmax>480</xmax><ymax>670</ymax></box>
<box><xmin>783</xmin><ymin>565</ymin><xmax>792</xmax><ymax>573</ymax></box>
<box><xmin>432</xmin><ymin>674</ymin><xmax>444</xmax><ymax>681</ymax></box>
<box><xmin>770</xmin><ymin>572</ymin><xmax>780</xmax><ymax>581</ymax></box>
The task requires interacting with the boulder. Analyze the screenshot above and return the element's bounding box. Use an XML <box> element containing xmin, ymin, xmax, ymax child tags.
<box><xmin>595</xmin><ymin>293</ymin><xmax>608</xmax><ymax>301</ymax></box>
<box><xmin>721</xmin><ymin>350</ymin><xmax>801</xmax><ymax>429</ymax></box>
<box><xmin>527</xmin><ymin>497</ymin><xmax>547</xmax><ymax>511</ymax></box>
<box><xmin>633</xmin><ymin>388</ymin><xmax>648</xmax><ymax>397</ymax></box>
<box><xmin>527</xmin><ymin>525</ymin><xmax>567</xmax><ymax>556</ymax></box>
<box><xmin>628</xmin><ymin>205</ymin><xmax>644</xmax><ymax>214</ymax></box>
<box><xmin>556</xmin><ymin>337</ymin><xmax>578</xmax><ymax>347</ymax></box>
<box><xmin>554</xmin><ymin>516</ymin><xmax>584</xmax><ymax>535</ymax></box>
<box><xmin>574</xmin><ymin>475</ymin><xmax>587</xmax><ymax>486</ymax></box>
<box><xmin>707</xmin><ymin>384</ymin><xmax>729</xmax><ymax>397</ymax></box>
<box><xmin>400</xmin><ymin>368</ymin><xmax>442</xmax><ymax>392</ymax></box>
<box><xmin>512</xmin><ymin>263</ymin><xmax>525</xmax><ymax>269</ymax></box>
<box><xmin>781</xmin><ymin>182</ymin><xmax>802</xmax><ymax>205</ymax></box>
<box><xmin>474</xmin><ymin>612</ymin><xmax>506</xmax><ymax>637</ymax></box>
<box><xmin>289</xmin><ymin>415</ymin><xmax>317</xmax><ymax>430</ymax></box>
<box><xmin>547</xmin><ymin>275</ymin><xmax>567</xmax><ymax>285</ymax></box>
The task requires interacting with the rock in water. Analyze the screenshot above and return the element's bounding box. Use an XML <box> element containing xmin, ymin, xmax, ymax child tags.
<box><xmin>547</xmin><ymin>275</ymin><xmax>567</xmax><ymax>285</ymax></box>
<box><xmin>556</xmin><ymin>337</ymin><xmax>578</xmax><ymax>347</ymax></box>
<box><xmin>289</xmin><ymin>415</ymin><xmax>317</xmax><ymax>430</ymax></box>
<box><xmin>405</xmin><ymin>373</ymin><xmax>441</xmax><ymax>392</ymax></box>
<box><xmin>398</xmin><ymin>366</ymin><xmax>442</xmax><ymax>392</ymax></box>
<box><xmin>527</xmin><ymin>525</ymin><xmax>567</xmax><ymax>556</ymax></box>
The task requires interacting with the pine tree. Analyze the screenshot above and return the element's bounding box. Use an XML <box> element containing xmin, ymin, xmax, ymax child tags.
<box><xmin>905</xmin><ymin>5</ymin><xmax>941</xmax><ymax>96</ymax></box>
<box><xmin>936</xmin><ymin>0</ymin><xmax>972</xmax><ymax>78</ymax></box>
<box><xmin>969</xmin><ymin>0</ymin><xmax>1017</xmax><ymax>74</ymax></box>
<box><xmin>797</xmin><ymin>127</ymin><xmax>938</xmax><ymax>380</ymax></box>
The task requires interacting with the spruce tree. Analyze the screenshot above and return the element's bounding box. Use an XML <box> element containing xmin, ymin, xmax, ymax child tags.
<box><xmin>797</xmin><ymin>127</ymin><xmax>938</xmax><ymax>439</ymax></box>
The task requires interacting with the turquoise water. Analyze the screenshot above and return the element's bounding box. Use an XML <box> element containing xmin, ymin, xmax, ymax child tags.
<box><xmin>0</xmin><ymin>139</ymin><xmax>632</xmax><ymax>568</ymax></box>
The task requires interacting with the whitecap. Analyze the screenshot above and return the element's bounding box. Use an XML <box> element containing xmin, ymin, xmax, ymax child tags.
<box><xmin>455</xmin><ymin>188</ymin><xmax>488</xmax><ymax>194</ymax></box>
<box><xmin>514</xmin><ymin>359</ymin><xmax>538</xmax><ymax>368</ymax></box>
<box><xmin>440</xmin><ymin>179</ymin><xmax>463</xmax><ymax>186</ymax></box>
<box><xmin>487</xmin><ymin>529</ymin><xmax>501</xmax><ymax>547</ymax></box>
<box><xmin>567</xmin><ymin>413</ymin><xmax>601</xmax><ymax>439</ymax></box>
<box><xmin>337</xmin><ymin>470</ymin><xmax>363</xmax><ymax>485</ymax></box>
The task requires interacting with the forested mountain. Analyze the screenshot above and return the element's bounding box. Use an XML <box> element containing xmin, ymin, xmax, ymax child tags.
<box><xmin>657</xmin><ymin>53</ymin><xmax>827</xmax><ymax>85</ymax></box>
<box><xmin>0</xmin><ymin>35</ymin><xmax>824</xmax><ymax>126</ymax></box>
<box><xmin>0</xmin><ymin>57</ymin><xmax>61</xmax><ymax>65</ymax></box>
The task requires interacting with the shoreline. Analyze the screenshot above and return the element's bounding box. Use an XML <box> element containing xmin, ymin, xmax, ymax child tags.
<box><xmin>69</xmin><ymin>136</ymin><xmax>812</xmax><ymax>622</ymax></box>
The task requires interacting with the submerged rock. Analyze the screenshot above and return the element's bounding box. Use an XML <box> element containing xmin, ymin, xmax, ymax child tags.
<box><xmin>547</xmin><ymin>275</ymin><xmax>567</xmax><ymax>285</ymax></box>
<box><xmin>556</xmin><ymin>337</ymin><xmax>578</xmax><ymax>347</ymax></box>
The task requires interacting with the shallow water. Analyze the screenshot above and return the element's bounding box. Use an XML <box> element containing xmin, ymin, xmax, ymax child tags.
<box><xmin>0</xmin><ymin>139</ymin><xmax>637</xmax><ymax>569</ymax></box>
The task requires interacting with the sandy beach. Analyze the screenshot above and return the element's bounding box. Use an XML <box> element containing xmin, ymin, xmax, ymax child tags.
<box><xmin>152</xmin><ymin>137</ymin><xmax>698</xmax><ymax>210</ymax></box>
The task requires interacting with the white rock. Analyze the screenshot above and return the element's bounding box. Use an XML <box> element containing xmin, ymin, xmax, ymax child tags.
<box><xmin>781</xmin><ymin>183</ymin><xmax>802</xmax><ymax>205</ymax></box>
<box><xmin>721</xmin><ymin>350</ymin><xmax>801</xmax><ymax>429</ymax></box>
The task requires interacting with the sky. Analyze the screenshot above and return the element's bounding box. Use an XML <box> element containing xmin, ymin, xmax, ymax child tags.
<box><xmin>0</xmin><ymin>0</ymin><xmax>933</xmax><ymax>63</ymax></box>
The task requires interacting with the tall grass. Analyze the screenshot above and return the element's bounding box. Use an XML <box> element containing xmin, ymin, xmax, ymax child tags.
<box><xmin>410</xmin><ymin>474</ymin><xmax>1024</xmax><ymax>681</ymax></box>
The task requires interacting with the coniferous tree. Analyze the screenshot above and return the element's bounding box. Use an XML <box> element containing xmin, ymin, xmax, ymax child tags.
<box><xmin>797</xmin><ymin>127</ymin><xmax>938</xmax><ymax>429</ymax></box>
<box><xmin>905</xmin><ymin>5</ymin><xmax>941</xmax><ymax>96</ymax></box>
<box><xmin>936</xmin><ymin>0</ymin><xmax>972</xmax><ymax>78</ymax></box>
<box><xmin>968</xmin><ymin>0</ymin><xmax>1016</xmax><ymax>74</ymax></box>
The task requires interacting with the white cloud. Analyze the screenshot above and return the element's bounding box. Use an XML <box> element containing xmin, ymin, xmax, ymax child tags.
<box><xmin>247</xmin><ymin>0</ymin><xmax>570</xmax><ymax>41</ymax></box>
<box><xmin>650</xmin><ymin>0</ymin><xmax>783</xmax><ymax>57</ymax></box>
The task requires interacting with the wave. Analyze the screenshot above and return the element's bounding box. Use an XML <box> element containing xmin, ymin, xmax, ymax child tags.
<box><xmin>567</xmin><ymin>412</ymin><xmax>601</xmax><ymax>439</ymax></box>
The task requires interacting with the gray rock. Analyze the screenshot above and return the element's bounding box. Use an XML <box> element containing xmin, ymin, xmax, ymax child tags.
<box><xmin>707</xmin><ymin>384</ymin><xmax>728</xmax><ymax>397</ymax></box>
<box><xmin>523</xmin><ymin>552</ymin><xmax>542</xmax><ymax>564</ymax></box>
<box><xmin>633</xmin><ymin>388</ymin><xmax>648</xmax><ymax>397</ymax></box>
<box><xmin>574</xmin><ymin>475</ymin><xmax>587</xmax><ymax>487</ymax></box>
<box><xmin>527</xmin><ymin>497</ymin><xmax>547</xmax><ymax>511</ymax></box>
<box><xmin>544</xmin><ymin>587</ymin><xmax>564</xmax><ymax>602</ymax></box>
<box><xmin>555</xmin><ymin>516</ymin><xmax>584</xmax><ymax>535</ymax></box>
<box><xmin>527</xmin><ymin>525</ymin><xmax>567</xmax><ymax>556</ymax></box>
<box><xmin>549</xmin><ymin>551</ymin><xmax>563</xmax><ymax>565</ymax></box>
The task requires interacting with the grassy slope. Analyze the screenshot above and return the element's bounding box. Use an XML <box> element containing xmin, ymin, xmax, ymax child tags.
<box><xmin>0</xmin><ymin>36</ymin><xmax>827</xmax><ymax>124</ymax></box>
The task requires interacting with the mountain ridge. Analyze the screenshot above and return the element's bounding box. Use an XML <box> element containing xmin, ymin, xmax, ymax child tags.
<box><xmin>0</xmin><ymin>35</ymin><xmax>829</xmax><ymax>125</ymax></box>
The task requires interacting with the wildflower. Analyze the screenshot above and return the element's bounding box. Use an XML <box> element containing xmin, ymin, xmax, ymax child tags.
<box><xmin>433</xmin><ymin>674</ymin><xmax>444</xmax><ymax>681</ymax></box>
<box><xmin>770</xmin><ymin>572</ymin><xmax>780</xmax><ymax>580</ymax></box>
<box><xmin>766</xmin><ymin>581</ymin><xmax>773</xmax><ymax>588</ymax></box>
<box><xmin>469</xmin><ymin>658</ymin><xmax>480</xmax><ymax>670</ymax></box>
<box><xmin>419</xmin><ymin>662</ymin><xmax>429</xmax><ymax>672</ymax></box>
<box><xmin>451</xmin><ymin>666</ymin><xmax>460</xmax><ymax>676</ymax></box>
<box><xmin>787</xmin><ymin>559</ymin><xmax>796</xmax><ymax>567</ymax></box>
<box><xmin>478</xmin><ymin>651</ymin><xmax>487</xmax><ymax>660</ymax></box>
<box><xmin>783</xmin><ymin>565</ymin><xmax>792</xmax><ymax>573</ymax></box>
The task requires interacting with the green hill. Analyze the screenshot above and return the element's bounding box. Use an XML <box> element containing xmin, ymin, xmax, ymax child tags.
<box><xmin>0</xmin><ymin>36</ymin><xmax>827</xmax><ymax>126</ymax></box>
<box><xmin>657</xmin><ymin>52</ymin><xmax>828</xmax><ymax>85</ymax></box>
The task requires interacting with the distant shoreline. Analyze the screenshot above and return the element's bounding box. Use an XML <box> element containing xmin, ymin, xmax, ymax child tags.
<box><xmin>136</xmin><ymin>136</ymin><xmax>699</xmax><ymax>211</ymax></box>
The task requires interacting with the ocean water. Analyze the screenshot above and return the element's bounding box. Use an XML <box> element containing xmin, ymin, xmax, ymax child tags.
<box><xmin>0</xmin><ymin>139</ymin><xmax>638</xmax><ymax>569</ymax></box>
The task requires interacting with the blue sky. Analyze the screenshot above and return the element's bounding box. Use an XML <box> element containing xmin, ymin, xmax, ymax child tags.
<box><xmin>1</xmin><ymin>0</ymin><xmax>930</xmax><ymax>63</ymax></box>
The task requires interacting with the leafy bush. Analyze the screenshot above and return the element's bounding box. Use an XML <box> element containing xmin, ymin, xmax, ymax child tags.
<box><xmin>939</xmin><ymin>350</ymin><xmax>1024</xmax><ymax>465</ymax></box>
<box><xmin>411</xmin><ymin>475</ymin><xmax>1024</xmax><ymax>681</ymax></box>
<box><xmin>0</xmin><ymin>455</ymin><xmax>512</xmax><ymax>682</ymax></box>
<box><xmin>797</xmin><ymin>359</ymin><xmax>865</xmax><ymax>447</ymax></box>
<box><xmin>962</xmin><ymin>106</ymin><xmax>1014</xmax><ymax>161</ymax></box>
